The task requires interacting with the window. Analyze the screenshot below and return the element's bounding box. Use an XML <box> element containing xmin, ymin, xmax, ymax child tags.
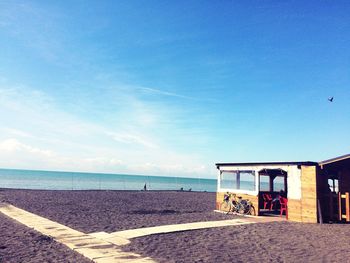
<box><xmin>273</xmin><ymin>176</ymin><xmax>285</xmax><ymax>192</ymax></box>
<box><xmin>220</xmin><ymin>170</ymin><xmax>255</xmax><ymax>191</ymax></box>
<box><xmin>328</xmin><ymin>178</ymin><xmax>339</xmax><ymax>193</ymax></box>
<box><xmin>220</xmin><ymin>171</ymin><xmax>236</xmax><ymax>189</ymax></box>
<box><xmin>239</xmin><ymin>171</ymin><xmax>255</xmax><ymax>191</ymax></box>
<box><xmin>259</xmin><ymin>175</ymin><xmax>270</xmax><ymax>191</ymax></box>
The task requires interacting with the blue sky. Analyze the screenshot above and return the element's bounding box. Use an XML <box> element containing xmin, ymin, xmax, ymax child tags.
<box><xmin>0</xmin><ymin>1</ymin><xmax>349</xmax><ymax>178</ymax></box>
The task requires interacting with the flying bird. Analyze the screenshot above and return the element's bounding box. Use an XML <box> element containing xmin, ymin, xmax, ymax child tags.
<box><xmin>328</xmin><ymin>97</ymin><xmax>334</xmax><ymax>102</ymax></box>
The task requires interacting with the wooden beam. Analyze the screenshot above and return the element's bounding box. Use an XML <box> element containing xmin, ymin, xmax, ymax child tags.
<box><xmin>339</xmin><ymin>192</ymin><xmax>342</xmax><ymax>221</ymax></box>
<box><xmin>269</xmin><ymin>176</ymin><xmax>273</xmax><ymax>192</ymax></box>
<box><xmin>269</xmin><ymin>175</ymin><xmax>276</xmax><ymax>192</ymax></box>
<box><xmin>346</xmin><ymin>192</ymin><xmax>350</xmax><ymax>222</ymax></box>
<box><xmin>317</xmin><ymin>199</ymin><xmax>323</xmax><ymax>224</ymax></box>
<box><xmin>284</xmin><ymin>175</ymin><xmax>288</xmax><ymax>193</ymax></box>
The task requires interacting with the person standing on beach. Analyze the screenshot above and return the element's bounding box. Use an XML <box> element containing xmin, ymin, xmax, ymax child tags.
<box><xmin>143</xmin><ymin>183</ymin><xmax>147</xmax><ymax>191</ymax></box>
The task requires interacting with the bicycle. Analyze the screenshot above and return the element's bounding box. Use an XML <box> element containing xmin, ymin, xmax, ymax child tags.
<box><xmin>219</xmin><ymin>192</ymin><xmax>233</xmax><ymax>213</ymax></box>
<box><xmin>230</xmin><ymin>194</ymin><xmax>256</xmax><ymax>215</ymax></box>
<box><xmin>223</xmin><ymin>193</ymin><xmax>255</xmax><ymax>215</ymax></box>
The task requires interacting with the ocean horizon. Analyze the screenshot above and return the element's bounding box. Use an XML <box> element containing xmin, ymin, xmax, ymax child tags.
<box><xmin>0</xmin><ymin>168</ymin><xmax>217</xmax><ymax>192</ymax></box>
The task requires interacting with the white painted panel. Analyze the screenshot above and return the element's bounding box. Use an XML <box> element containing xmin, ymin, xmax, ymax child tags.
<box><xmin>287</xmin><ymin>166</ymin><xmax>302</xmax><ymax>200</ymax></box>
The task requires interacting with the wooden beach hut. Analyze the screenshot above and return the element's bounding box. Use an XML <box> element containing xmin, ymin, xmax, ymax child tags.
<box><xmin>216</xmin><ymin>154</ymin><xmax>350</xmax><ymax>223</ymax></box>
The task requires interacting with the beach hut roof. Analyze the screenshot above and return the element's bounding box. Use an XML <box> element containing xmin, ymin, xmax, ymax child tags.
<box><xmin>319</xmin><ymin>153</ymin><xmax>350</xmax><ymax>166</ymax></box>
<box><xmin>216</xmin><ymin>153</ymin><xmax>350</xmax><ymax>169</ymax></box>
<box><xmin>215</xmin><ymin>161</ymin><xmax>317</xmax><ymax>169</ymax></box>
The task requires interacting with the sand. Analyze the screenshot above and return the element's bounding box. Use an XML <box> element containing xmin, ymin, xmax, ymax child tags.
<box><xmin>123</xmin><ymin>222</ymin><xmax>350</xmax><ymax>263</ymax></box>
<box><xmin>0</xmin><ymin>212</ymin><xmax>92</xmax><ymax>263</ymax></box>
<box><xmin>1</xmin><ymin>189</ymin><xmax>350</xmax><ymax>263</ymax></box>
<box><xmin>0</xmin><ymin>189</ymin><xmax>232</xmax><ymax>233</ymax></box>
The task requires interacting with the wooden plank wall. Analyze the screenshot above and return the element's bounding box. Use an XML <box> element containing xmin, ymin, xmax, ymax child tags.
<box><xmin>287</xmin><ymin>199</ymin><xmax>302</xmax><ymax>222</ymax></box>
<box><xmin>216</xmin><ymin>192</ymin><xmax>259</xmax><ymax>215</ymax></box>
<box><xmin>300</xmin><ymin>165</ymin><xmax>318</xmax><ymax>223</ymax></box>
<box><xmin>288</xmin><ymin>166</ymin><xmax>318</xmax><ymax>223</ymax></box>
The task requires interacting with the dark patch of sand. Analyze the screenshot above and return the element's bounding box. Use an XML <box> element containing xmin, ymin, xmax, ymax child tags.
<box><xmin>0</xmin><ymin>213</ymin><xmax>92</xmax><ymax>263</ymax></box>
<box><xmin>1</xmin><ymin>189</ymin><xmax>233</xmax><ymax>233</ymax></box>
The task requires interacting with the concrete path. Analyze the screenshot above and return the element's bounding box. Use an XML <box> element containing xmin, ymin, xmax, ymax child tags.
<box><xmin>89</xmin><ymin>211</ymin><xmax>284</xmax><ymax>243</ymax></box>
<box><xmin>0</xmin><ymin>204</ymin><xmax>154</xmax><ymax>263</ymax></box>
<box><xmin>90</xmin><ymin>218</ymin><xmax>254</xmax><ymax>242</ymax></box>
<box><xmin>213</xmin><ymin>209</ymin><xmax>287</xmax><ymax>223</ymax></box>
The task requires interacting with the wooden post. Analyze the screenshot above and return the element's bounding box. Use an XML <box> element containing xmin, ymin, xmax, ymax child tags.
<box><xmin>317</xmin><ymin>199</ymin><xmax>323</xmax><ymax>224</ymax></box>
<box><xmin>284</xmin><ymin>175</ymin><xmax>288</xmax><ymax>193</ymax></box>
<box><xmin>269</xmin><ymin>175</ymin><xmax>275</xmax><ymax>192</ymax></box>
<box><xmin>346</xmin><ymin>192</ymin><xmax>350</xmax><ymax>222</ymax></box>
<box><xmin>338</xmin><ymin>192</ymin><xmax>342</xmax><ymax>221</ymax></box>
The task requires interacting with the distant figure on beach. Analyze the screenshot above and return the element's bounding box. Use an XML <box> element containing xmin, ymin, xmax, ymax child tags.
<box><xmin>143</xmin><ymin>183</ymin><xmax>147</xmax><ymax>191</ymax></box>
<box><xmin>189</xmin><ymin>188</ymin><xmax>192</xmax><ymax>192</ymax></box>
<box><xmin>180</xmin><ymin>187</ymin><xmax>183</xmax><ymax>191</ymax></box>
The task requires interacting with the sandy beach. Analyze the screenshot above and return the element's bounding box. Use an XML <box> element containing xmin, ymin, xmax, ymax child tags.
<box><xmin>2</xmin><ymin>1</ymin><xmax>350</xmax><ymax>262</ymax></box>
<box><xmin>123</xmin><ymin>221</ymin><xmax>350</xmax><ymax>263</ymax></box>
<box><xmin>0</xmin><ymin>189</ymin><xmax>231</xmax><ymax>233</ymax></box>
<box><xmin>1</xmin><ymin>189</ymin><xmax>350</xmax><ymax>262</ymax></box>
<box><xmin>0</xmin><ymin>212</ymin><xmax>92</xmax><ymax>263</ymax></box>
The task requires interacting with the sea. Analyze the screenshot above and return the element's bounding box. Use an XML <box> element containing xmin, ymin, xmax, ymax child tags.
<box><xmin>0</xmin><ymin>168</ymin><xmax>217</xmax><ymax>192</ymax></box>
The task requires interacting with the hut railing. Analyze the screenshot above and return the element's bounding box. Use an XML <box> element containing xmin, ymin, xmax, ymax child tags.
<box><xmin>338</xmin><ymin>192</ymin><xmax>350</xmax><ymax>222</ymax></box>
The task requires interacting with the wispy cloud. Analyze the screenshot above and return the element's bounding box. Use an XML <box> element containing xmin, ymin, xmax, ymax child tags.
<box><xmin>0</xmin><ymin>138</ymin><xmax>53</xmax><ymax>157</ymax></box>
<box><xmin>0</xmin><ymin>82</ymin><xmax>213</xmax><ymax>177</ymax></box>
<box><xmin>1</xmin><ymin>128</ymin><xmax>32</xmax><ymax>138</ymax></box>
<box><xmin>136</xmin><ymin>85</ymin><xmax>217</xmax><ymax>103</ymax></box>
<box><xmin>139</xmin><ymin>87</ymin><xmax>193</xmax><ymax>100</ymax></box>
<box><xmin>107</xmin><ymin>132</ymin><xmax>158</xmax><ymax>149</ymax></box>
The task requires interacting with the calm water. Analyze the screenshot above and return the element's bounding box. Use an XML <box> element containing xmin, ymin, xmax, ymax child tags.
<box><xmin>0</xmin><ymin>169</ymin><xmax>217</xmax><ymax>192</ymax></box>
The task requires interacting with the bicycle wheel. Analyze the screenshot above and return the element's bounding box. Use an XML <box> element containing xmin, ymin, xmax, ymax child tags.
<box><xmin>230</xmin><ymin>202</ymin><xmax>238</xmax><ymax>213</ymax></box>
<box><xmin>220</xmin><ymin>201</ymin><xmax>231</xmax><ymax>213</ymax></box>
<box><xmin>237</xmin><ymin>204</ymin><xmax>245</xmax><ymax>214</ymax></box>
<box><xmin>246</xmin><ymin>205</ymin><xmax>256</xmax><ymax>216</ymax></box>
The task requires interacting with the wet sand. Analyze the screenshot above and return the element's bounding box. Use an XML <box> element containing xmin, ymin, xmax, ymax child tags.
<box><xmin>1</xmin><ymin>189</ymin><xmax>350</xmax><ymax>263</ymax></box>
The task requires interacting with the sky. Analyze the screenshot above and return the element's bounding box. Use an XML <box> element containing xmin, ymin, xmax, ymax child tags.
<box><xmin>0</xmin><ymin>1</ymin><xmax>349</xmax><ymax>178</ymax></box>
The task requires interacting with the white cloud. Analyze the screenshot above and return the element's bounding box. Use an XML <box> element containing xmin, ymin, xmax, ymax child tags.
<box><xmin>1</xmin><ymin>128</ymin><xmax>32</xmax><ymax>138</ymax></box>
<box><xmin>0</xmin><ymin>138</ymin><xmax>53</xmax><ymax>157</ymax></box>
<box><xmin>0</xmin><ymin>80</ymin><xmax>214</xmax><ymax>177</ymax></box>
